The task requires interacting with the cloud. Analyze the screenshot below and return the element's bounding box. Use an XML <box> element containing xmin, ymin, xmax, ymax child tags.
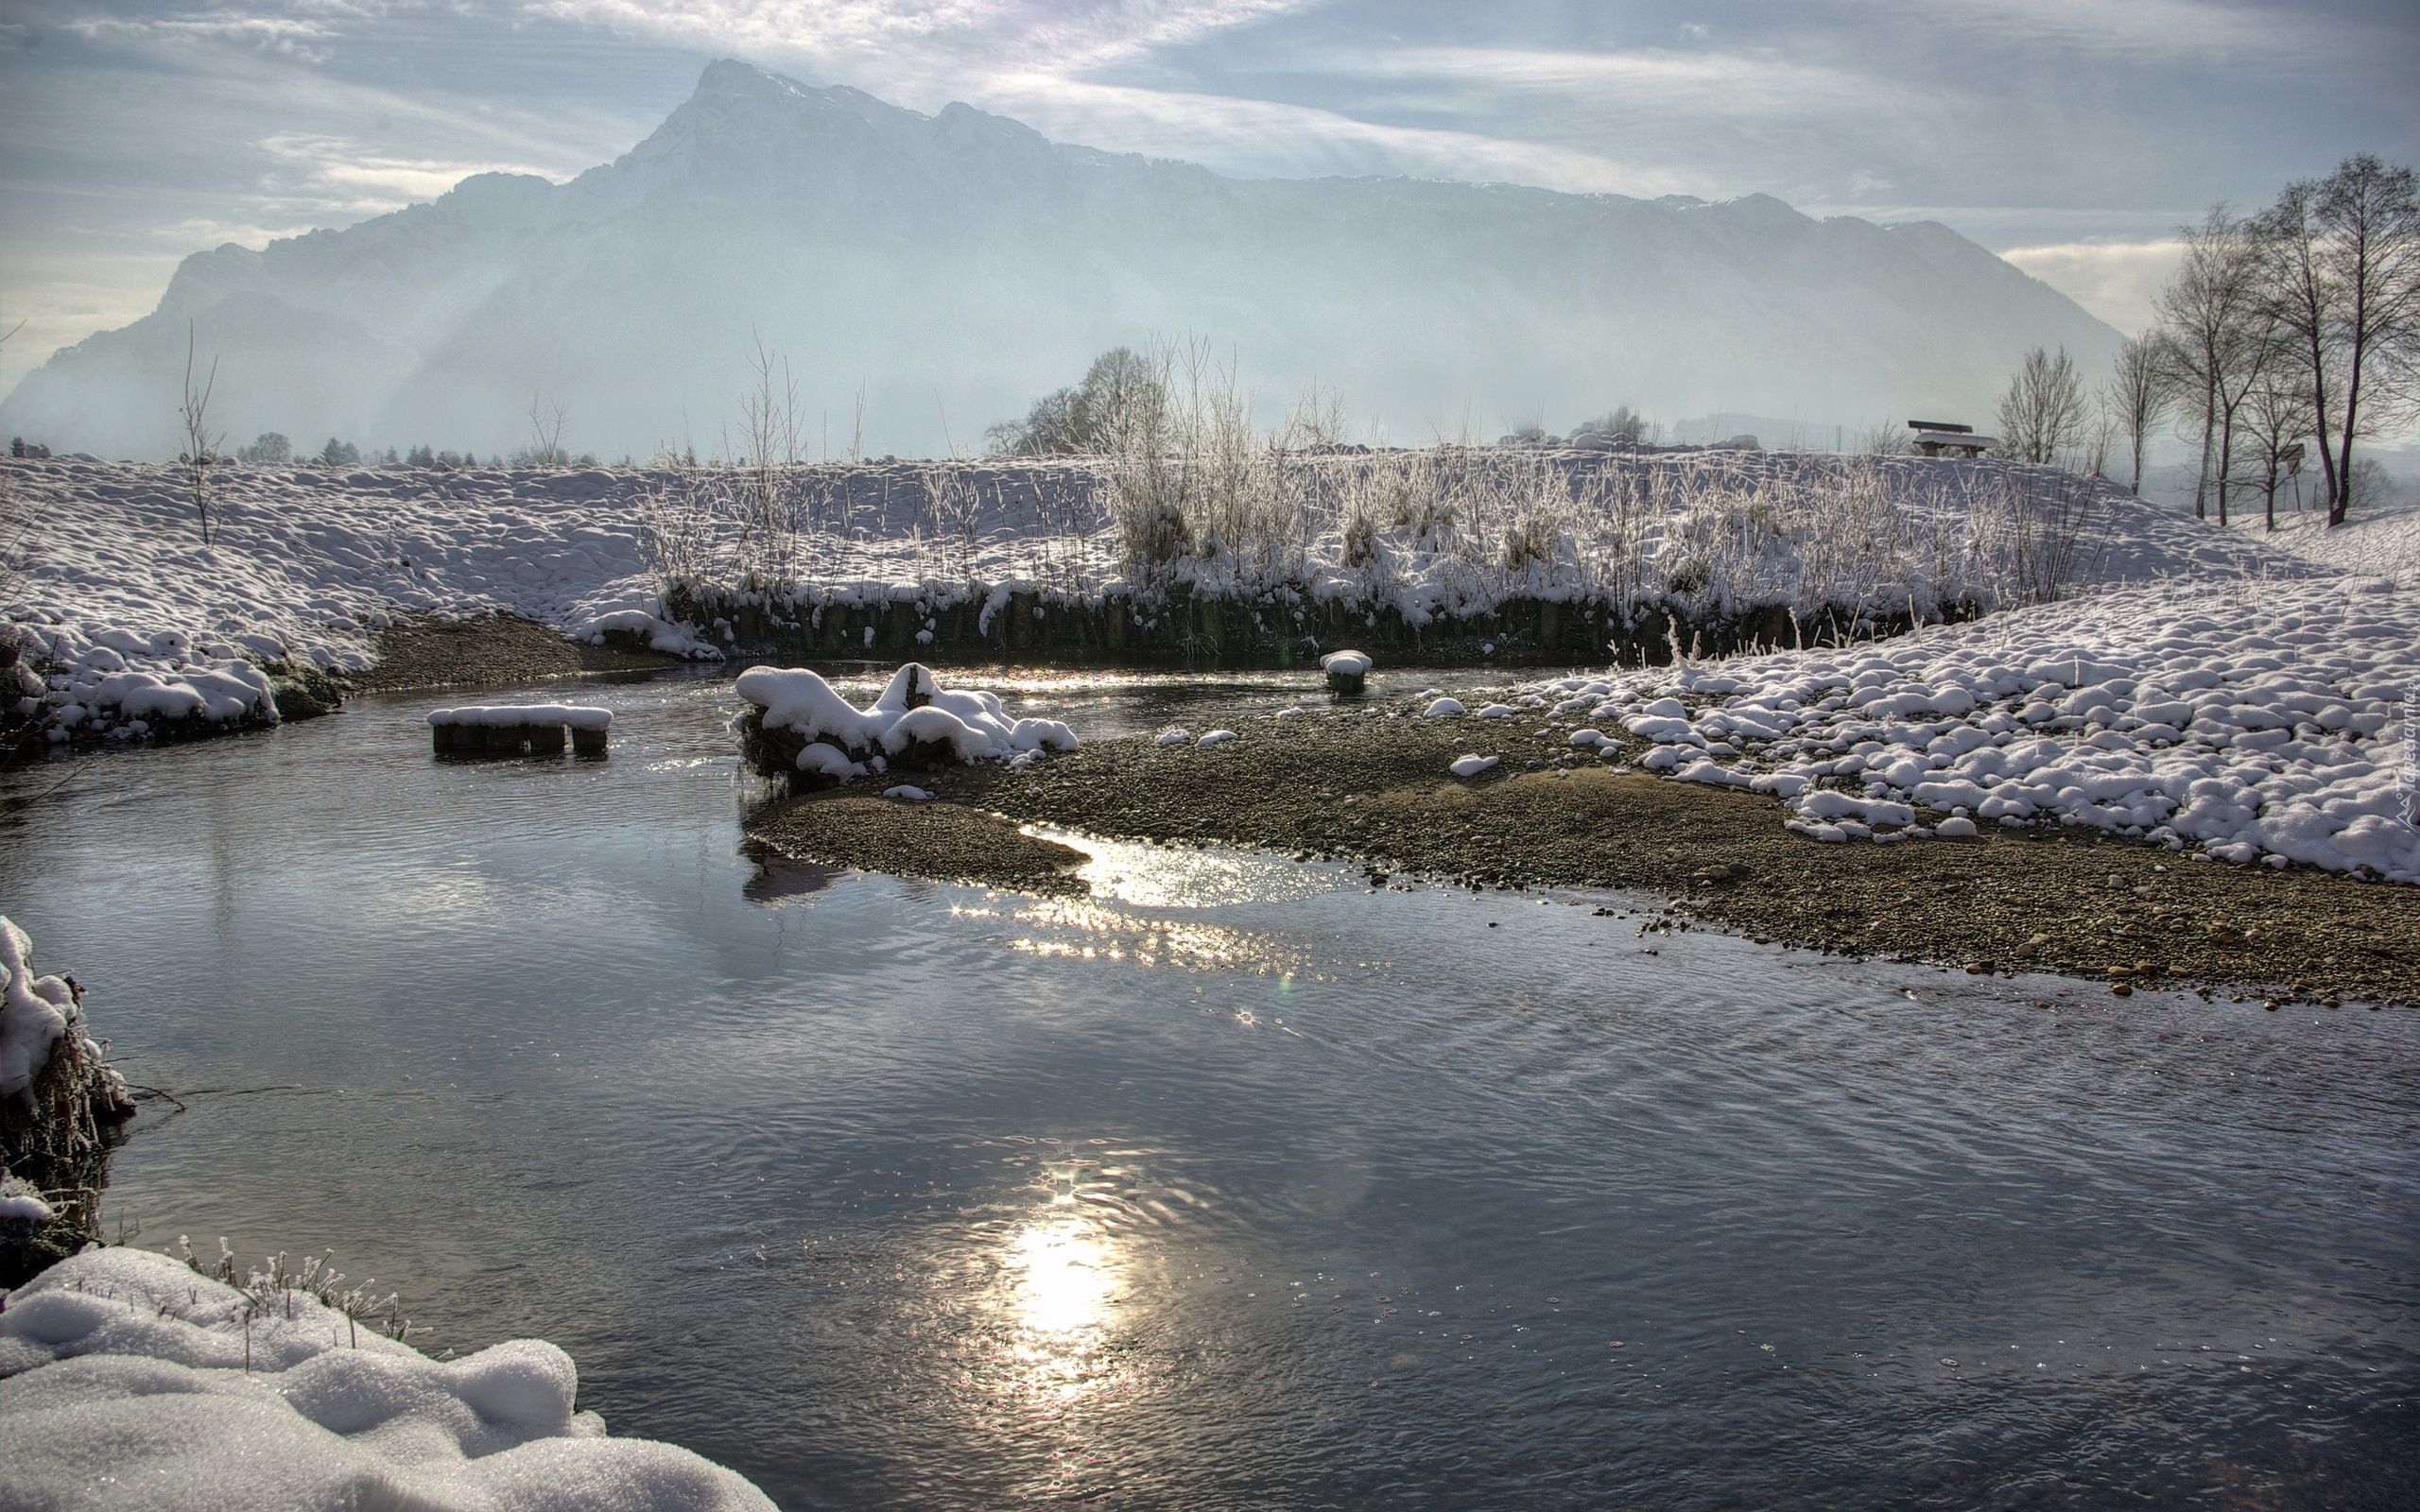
<box><xmin>1297</xmin><ymin>43</ymin><xmax>1867</xmax><ymax>116</ymax></box>
<box><xmin>1999</xmin><ymin>240</ymin><xmax>2187</xmax><ymax>333</ymax></box>
<box><xmin>973</xmin><ymin>72</ymin><xmax>1672</xmax><ymax>192</ymax></box>
<box><xmin>54</xmin><ymin>5</ymin><xmax>349</xmax><ymax>62</ymax></box>
<box><xmin>529</xmin><ymin>0</ymin><xmax>1316</xmax><ymax>85</ymax></box>
<box><xmin>257</xmin><ymin>131</ymin><xmax>560</xmax><ymax>210</ymax></box>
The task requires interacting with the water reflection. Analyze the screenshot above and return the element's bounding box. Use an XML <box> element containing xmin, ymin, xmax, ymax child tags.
<box><xmin>741</xmin><ymin>840</ymin><xmax>847</xmax><ymax>904</ymax></box>
<box><xmin>1035</xmin><ymin>827</ymin><xmax>1343</xmax><ymax>910</ymax></box>
<box><xmin>996</xmin><ymin>1212</ymin><xmax>1122</xmax><ymax>1405</ymax></box>
<box><xmin>6</xmin><ymin>671</ymin><xmax>2415</xmax><ymax>1511</ymax></box>
<box><xmin>999</xmin><ymin>894</ymin><xmax>1318</xmax><ymax>978</ymax></box>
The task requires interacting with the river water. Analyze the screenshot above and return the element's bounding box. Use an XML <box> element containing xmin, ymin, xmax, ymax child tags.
<box><xmin>1</xmin><ymin>668</ymin><xmax>2412</xmax><ymax>1510</ymax></box>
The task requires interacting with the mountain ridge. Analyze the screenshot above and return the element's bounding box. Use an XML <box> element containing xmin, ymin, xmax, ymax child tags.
<box><xmin>1</xmin><ymin>60</ymin><xmax>2118</xmax><ymax>459</ymax></box>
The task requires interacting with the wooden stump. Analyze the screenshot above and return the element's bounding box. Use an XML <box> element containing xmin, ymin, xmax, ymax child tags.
<box><xmin>571</xmin><ymin>726</ymin><xmax>609</xmax><ymax>758</ymax></box>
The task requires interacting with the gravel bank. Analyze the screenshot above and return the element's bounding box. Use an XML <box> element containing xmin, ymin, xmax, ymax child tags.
<box><xmin>357</xmin><ymin>613</ymin><xmax>683</xmax><ymax>692</ymax></box>
<box><xmin>908</xmin><ymin>708</ymin><xmax>2420</xmax><ymax>1006</ymax></box>
<box><xmin>749</xmin><ymin>794</ymin><xmax>1091</xmax><ymax>895</ymax></box>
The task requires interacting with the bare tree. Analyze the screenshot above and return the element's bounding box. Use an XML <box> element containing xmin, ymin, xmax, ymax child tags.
<box><xmin>178</xmin><ymin>320</ymin><xmax>224</xmax><ymax>546</ymax></box>
<box><xmin>2101</xmin><ymin>332</ymin><xmax>2174</xmax><ymax>493</ymax></box>
<box><xmin>519</xmin><ymin>392</ymin><xmax>568</xmax><ymax>468</ymax></box>
<box><xmin>2238</xmin><ymin>369</ymin><xmax>2315</xmax><ymax>531</ymax></box>
<box><xmin>2157</xmin><ymin>209</ymin><xmax>2270</xmax><ymax>520</ymax></box>
<box><xmin>1995</xmin><ymin>345</ymin><xmax>2088</xmax><ymax>465</ymax></box>
<box><xmin>2263</xmin><ymin>156</ymin><xmax>2420</xmax><ymax>526</ymax></box>
<box><xmin>734</xmin><ymin>336</ymin><xmax>804</xmax><ymax>590</ymax></box>
<box><xmin>988</xmin><ymin>347</ymin><xmax>1168</xmax><ymax>457</ymax></box>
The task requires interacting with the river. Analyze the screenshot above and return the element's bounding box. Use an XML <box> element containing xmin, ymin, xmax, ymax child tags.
<box><xmin>2</xmin><ymin>666</ymin><xmax>2411</xmax><ymax>1509</ymax></box>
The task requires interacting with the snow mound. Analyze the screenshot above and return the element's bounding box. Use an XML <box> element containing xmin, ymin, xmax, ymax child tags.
<box><xmin>1320</xmin><ymin>649</ymin><xmax>1373</xmax><ymax>676</ymax></box>
<box><xmin>1423</xmin><ymin>697</ymin><xmax>1466</xmax><ymax>717</ymax></box>
<box><xmin>1154</xmin><ymin>728</ymin><xmax>1191</xmax><ymax>747</ymax></box>
<box><xmin>1450</xmin><ymin>754</ymin><xmax>1501</xmax><ymax>778</ymax></box>
<box><xmin>1197</xmin><ymin>730</ymin><xmax>1239</xmax><ymax>747</ymax></box>
<box><xmin>883</xmin><ymin>784</ymin><xmax>933</xmax><ymax>800</ymax></box>
<box><xmin>736</xmin><ymin>662</ymin><xmax>1077</xmax><ymax>777</ymax></box>
<box><xmin>1519</xmin><ymin>576</ymin><xmax>2420</xmax><ymax>879</ymax></box>
<box><xmin>578</xmin><ymin>609</ymin><xmax>722</xmax><ymax>660</ymax></box>
<box><xmin>0</xmin><ymin>1247</ymin><xmax>774</xmax><ymax>1511</ymax></box>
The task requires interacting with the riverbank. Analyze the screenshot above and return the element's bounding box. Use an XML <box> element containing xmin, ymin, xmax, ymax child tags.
<box><xmin>359</xmin><ymin>612</ymin><xmax>686</xmax><ymax>691</ymax></box>
<box><xmin>747</xmin><ymin>712</ymin><xmax>2417</xmax><ymax>1006</ymax></box>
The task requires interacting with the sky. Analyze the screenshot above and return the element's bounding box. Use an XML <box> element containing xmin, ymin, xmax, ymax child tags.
<box><xmin>3</xmin><ymin>0</ymin><xmax>2415</xmax><ymax>402</ymax></box>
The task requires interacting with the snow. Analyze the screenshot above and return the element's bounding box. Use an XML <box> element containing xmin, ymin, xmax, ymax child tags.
<box><xmin>2231</xmin><ymin>500</ymin><xmax>2419</xmax><ymax>585</ymax></box>
<box><xmin>736</xmin><ymin>662</ymin><xmax>1078</xmax><ymax>773</ymax></box>
<box><xmin>427</xmin><ymin>704</ymin><xmax>612</xmax><ymax>730</ymax></box>
<box><xmin>2</xmin><ymin>917</ymin><xmax>121</xmax><ymax>1108</ymax></box>
<box><xmin>0</xmin><ymin>1176</ymin><xmax>53</xmax><ymax>1224</ymax></box>
<box><xmin>1197</xmin><ymin>730</ymin><xmax>1239</xmax><ymax>747</ymax></box>
<box><xmin>883</xmin><ymin>784</ymin><xmax>933</xmax><ymax>800</ymax></box>
<box><xmin>1320</xmin><ymin>649</ymin><xmax>1373</xmax><ymax>676</ymax></box>
<box><xmin>4</xmin><ymin>450</ymin><xmax>2338</xmax><ymax>751</ymax></box>
<box><xmin>1509</xmin><ymin>575</ymin><xmax>2419</xmax><ymax>880</ymax></box>
<box><xmin>1422</xmin><ymin>698</ymin><xmax>1466</xmax><ymax>717</ymax></box>
<box><xmin>0</xmin><ymin>1247</ymin><xmax>775</xmax><ymax>1512</ymax></box>
<box><xmin>2</xmin><ymin>456</ymin><xmax>717</xmax><ymax>745</ymax></box>
<box><xmin>1154</xmin><ymin>728</ymin><xmax>1191</xmax><ymax>747</ymax></box>
<box><xmin>1450</xmin><ymin>754</ymin><xmax>1500</xmax><ymax>778</ymax></box>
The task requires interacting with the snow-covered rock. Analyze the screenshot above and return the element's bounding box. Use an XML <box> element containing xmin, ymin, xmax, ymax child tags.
<box><xmin>736</xmin><ymin>662</ymin><xmax>1076</xmax><ymax>784</ymax></box>
<box><xmin>0</xmin><ymin>1247</ymin><xmax>774</xmax><ymax>1512</ymax></box>
<box><xmin>1450</xmin><ymin>754</ymin><xmax>1501</xmax><ymax>778</ymax></box>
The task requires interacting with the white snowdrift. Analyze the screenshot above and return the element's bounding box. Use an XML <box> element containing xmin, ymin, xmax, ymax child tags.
<box><xmin>0</xmin><ymin>1247</ymin><xmax>774</xmax><ymax>1512</ymax></box>
<box><xmin>1517</xmin><ymin>576</ymin><xmax>2419</xmax><ymax>879</ymax></box>
<box><xmin>1450</xmin><ymin>754</ymin><xmax>1501</xmax><ymax>778</ymax></box>
<box><xmin>2</xmin><ymin>458</ymin><xmax>717</xmax><ymax>745</ymax></box>
<box><xmin>736</xmin><ymin>662</ymin><xmax>1078</xmax><ymax>775</ymax></box>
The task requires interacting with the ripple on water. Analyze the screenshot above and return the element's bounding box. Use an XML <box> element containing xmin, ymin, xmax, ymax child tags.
<box><xmin>1</xmin><ymin>671</ymin><xmax>2412</xmax><ymax>1510</ymax></box>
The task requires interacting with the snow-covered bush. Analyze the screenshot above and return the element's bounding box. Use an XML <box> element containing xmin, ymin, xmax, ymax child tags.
<box><xmin>1</xmin><ymin>917</ymin><xmax>134</xmax><ymax>1286</ymax></box>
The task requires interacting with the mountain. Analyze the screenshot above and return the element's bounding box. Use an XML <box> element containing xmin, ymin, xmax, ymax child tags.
<box><xmin>0</xmin><ymin>60</ymin><xmax>2121</xmax><ymax>460</ymax></box>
